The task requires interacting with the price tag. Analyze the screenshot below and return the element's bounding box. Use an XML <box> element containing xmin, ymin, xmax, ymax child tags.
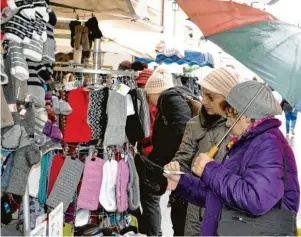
<box><xmin>111</xmin><ymin>80</ymin><xmax>130</xmax><ymax>96</ymax></box>
<box><xmin>30</xmin><ymin>222</ymin><xmax>47</xmax><ymax>237</ymax></box>
<box><xmin>19</xmin><ymin>108</ymin><xmax>27</xmax><ymax>118</ymax></box>
<box><xmin>49</xmin><ymin>202</ymin><xmax>64</xmax><ymax>237</ymax></box>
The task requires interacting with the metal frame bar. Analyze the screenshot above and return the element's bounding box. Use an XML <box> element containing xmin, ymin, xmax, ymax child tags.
<box><xmin>53</xmin><ymin>66</ymin><xmax>138</xmax><ymax>77</ymax></box>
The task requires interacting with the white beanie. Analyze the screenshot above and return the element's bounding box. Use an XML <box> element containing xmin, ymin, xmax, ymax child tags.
<box><xmin>197</xmin><ymin>67</ymin><xmax>241</xmax><ymax>97</ymax></box>
<box><xmin>144</xmin><ymin>65</ymin><xmax>174</xmax><ymax>95</ymax></box>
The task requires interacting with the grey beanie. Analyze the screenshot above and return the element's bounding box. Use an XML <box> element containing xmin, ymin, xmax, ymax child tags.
<box><xmin>226</xmin><ymin>81</ymin><xmax>282</xmax><ymax>119</ymax></box>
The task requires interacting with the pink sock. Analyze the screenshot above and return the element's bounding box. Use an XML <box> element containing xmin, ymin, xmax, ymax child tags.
<box><xmin>116</xmin><ymin>159</ymin><xmax>130</xmax><ymax>212</ymax></box>
<box><xmin>77</xmin><ymin>156</ymin><xmax>105</xmax><ymax>211</ymax></box>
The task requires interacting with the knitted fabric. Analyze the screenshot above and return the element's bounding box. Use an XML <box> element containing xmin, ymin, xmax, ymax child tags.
<box><xmin>59</xmin><ymin>100</ymin><xmax>72</xmax><ymax>115</ymax></box>
<box><xmin>64</xmin><ymin>88</ymin><xmax>91</xmax><ymax>143</ymax></box>
<box><xmin>15</xmin><ymin>78</ymin><xmax>29</xmax><ymax>102</ymax></box>
<box><xmin>0</xmin><ymin>54</ymin><xmax>8</xmax><ymax>85</ymax></box>
<box><xmin>10</xmin><ymin>41</ymin><xmax>30</xmax><ymax>80</ymax></box>
<box><xmin>40</xmin><ymin>137</ymin><xmax>62</xmax><ymax>155</ymax></box>
<box><xmin>47</xmin><ymin>154</ymin><xmax>64</xmax><ymax>197</ymax></box>
<box><xmin>23</xmin><ymin>38</ymin><xmax>43</xmax><ymax>62</ymax></box>
<box><xmin>116</xmin><ymin>159</ymin><xmax>130</xmax><ymax>213</ymax></box>
<box><xmin>198</xmin><ymin>67</ymin><xmax>240</xmax><ymax>97</ymax></box>
<box><xmin>136</xmin><ymin>69</ymin><xmax>153</xmax><ymax>85</ymax></box>
<box><xmin>227</xmin><ymin>81</ymin><xmax>283</xmax><ymax>119</ymax></box>
<box><xmin>144</xmin><ymin>65</ymin><xmax>174</xmax><ymax>95</ymax></box>
<box><xmin>77</xmin><ymin>156</ymin><xmax>105</xmax><ymax>211</ymax></box>
<box><xmin>127</xmin><ymin>154</ymin><xmax>140</xmax><ymax>211</ymax></box>
<box><xmin>42</xmin><ymin>9</ymin><xmax>56</xmax><ymax>63</ymax></box>
<box><xmin>38</xmin><ymin>153</ymin><xmax>51</xmax><ymax>204</ymax></box>
<box><xmin>99</xmin><ymin>160</ymin><xmax>118</xmax><ymax>212</ymax></box>
<box><xmin>87</xmin><ymin>88</ymin><xmax>108</xmax><ymax>140</ymax></box>
<box><xmin>46</xmin><ymin>157</ymin><xmax>84</xmax><ymax>212</ymax></box>
<box><xmin>34</xmin><ymin>107</ymin><xmax>48</xmax><ymax>146</ymax></box>
<box><xmin>1</xmin><ymin>86</ymin><xmax>14</xmax><ymax>129</ymax></box>
<box><xmin>20</xmin><ymin>106</ymin><xmax>35</xmax><ymax>136</ymax></box>
<box><xmin>1</xmin><ymin>153</ymin><xmax>14</xmax><ymax>189</ymax></box>
<box><xmin>136</xmin><ymin>88</ymin><xmax>151</xmax><ymax>138</ymax></box>
<box><xmin>103</xmin><ymin>91</ymin><xmax>127</xmax><ymax>146</ymax></box>
<box><xmin>3</xmin><ymin>11</ymin><xmax>33</xmax><ymax>44</ymax></box>
<box><xmin>125</xmin><ymin>90</ymin><xmax>145</xmax><ymax>143</ymax></box>
<box><xmin>4</xmin><ymin>144</ymin><xmax>41</xmax><ymax>196</ymax></box>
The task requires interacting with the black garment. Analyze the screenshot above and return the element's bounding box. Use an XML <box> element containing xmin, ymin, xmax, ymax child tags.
<box><xmin>140</xmin><ymin>194</ymin><xmax>162</xmax><ymax>236</ymax></box>
<box><xmin>69</xmin><ymin>20</ymin><xmax>81</xmax><ymax>48</ymax></box>
<box><xmin>85</xmin><ymin>16</ymin><xmax>103</xmax><ymax>48</ymax></box>
<box><xmin>125</xmin><ymin>90</ymin><xmax>145</xmax><ymax>143</ymax></box>
<box><xmin>170</xmin><ymin>194</ymin><xmax>188</xmax><ymax>236</ymax></box>
<box><xmin>148</xmin><ymin>86</ymin><xmax>199</xmax><ymax>167</ymax></box>
<box><xmin>281</xmin><ymin>99</ymin><xmax>293</xmax><ymax>112</ymax></box>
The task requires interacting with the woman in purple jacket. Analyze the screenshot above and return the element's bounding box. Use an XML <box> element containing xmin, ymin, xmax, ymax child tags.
<box><xmin>164</xmin><ymin>80</ymin><xmax>300</xmax><ymax>236</ymax></box>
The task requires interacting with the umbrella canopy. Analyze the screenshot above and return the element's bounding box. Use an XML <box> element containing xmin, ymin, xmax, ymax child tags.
<box><xmin>178</xmin><ymin>0</ymin><xmax>301</xmax><ymax>106</ymax></box>
<box><xmin>209</xmin><ymin>21</ymin><xmax>301</xmax><ymax>106</ymax></box>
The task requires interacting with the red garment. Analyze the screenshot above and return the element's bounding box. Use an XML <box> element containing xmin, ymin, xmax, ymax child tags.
<box><xmin>140</xmin><ymin>103</ymin><xmax>157</xmax><ymax>157</ymax></box>
<box><xmin>47</xmin><ymin>154</ymin><xmax>64</xmax><ymax>197</ymax></box>
<box><xmin>64</xmin><ymin>87</ymin><xmax>91</xmax><ymax>143</ymax></box>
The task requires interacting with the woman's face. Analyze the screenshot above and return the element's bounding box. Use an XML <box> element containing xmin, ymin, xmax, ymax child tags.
<box><xmin>201</xmin><ymin>88</ymin><xmax>226</xmax><ymax>115</ymax></box>
<box><xmin>227</xmin><ymin>114</ymin><xmax>250</xmax><ymax>136</ymax></box>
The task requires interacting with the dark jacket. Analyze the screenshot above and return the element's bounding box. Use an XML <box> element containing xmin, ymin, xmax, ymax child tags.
<box><xmin>172</xmin><ymin>107</ymin><xmax>229</xmax><ymax>235</ymax></box>
<box><xmin>281</xmin><ymin>99</ymin><xmax>293</xmax><ymax>112</ymax></box>
<box><xmin>148</xmin><ymin>86</ymin><xmax>199</xmax><ymax>167</ymax></box>
<box><xmin>176</xmin><ymin>118</ymin><xmax>300</xmax><ymax>236</ymax></box>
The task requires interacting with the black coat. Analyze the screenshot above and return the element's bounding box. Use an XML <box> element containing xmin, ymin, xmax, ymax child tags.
<box><xmin>148</xmin><ymin>86</ymin><xmax>199</xmax><ymax>167</ymax></box>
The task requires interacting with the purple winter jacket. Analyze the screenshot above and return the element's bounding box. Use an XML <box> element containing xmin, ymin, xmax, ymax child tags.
<box><xmin>176</xmin><ymin>118</ymin><xmax>300</xmax><ymax>236</ymax></box>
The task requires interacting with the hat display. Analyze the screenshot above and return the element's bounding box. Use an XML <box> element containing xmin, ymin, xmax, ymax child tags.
<box><xmin>226</xmin><ymin>80</ymin><xmax>283</xmax><ymax>119</ymax></box>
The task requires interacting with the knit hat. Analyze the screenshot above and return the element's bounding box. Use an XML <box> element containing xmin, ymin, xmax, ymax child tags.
<box><xmin>64</xmin><ymin>88</ymin><xmax>92</xmax><ymax>143</ymax></box>
<box><xmin>116</xmin><ymin>159</ymin><xmax>129</xmax><ymax>213</ymax></box>
<box><xmin>77</xmin><ymin>157</ymin><xmax>105</xmax><ymax>211</ymax></box>
<box><xmin>226</xmin><ymin>81</ymin><xmax>282</xmax><ymax>119</ymax></box>
<box><xmin>99</xmin><ymin>160</ymin><xmax>118</xmax><ymax>212</ymax></box>
<box><xmin>197</xmin><ymin>67</ymin><xmax>241</xmax><ymax>97</ymax></box>
<box><xmin>118</xmin><ymin>61</ymin><xmax>132</xmax><ymax>71</ymax></box>
<box><xmin>47</xmin><ymin>157</ymin><xmax>84</xmax><ymax>212</ymax></box>
<box><xmin>127</xmin><ymin>154</ymin><xmax>140</xmax><ymax>211</ymax></box>
<box><xmin>144</xmin><ymin>65</ymin><xmax>174</xmax><ymax>95</ymax></box>
<box><xmin>136</xmin><ymin>69</ymin><xmax>154</xmax><ymax>85</ymax></box>
<box><xmin>4</xmin><ymin>143</ymin><xmax>41</xmax><ymax>196</ymax></box>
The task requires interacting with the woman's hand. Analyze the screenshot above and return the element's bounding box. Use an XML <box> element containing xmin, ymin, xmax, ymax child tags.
<box><xmin>164</xmin><ymin>161</ymin><xmax>180</xmax><ymax>172</ymax></box>
<box><xmin>192</xmin><ymin>153</ymin><xmax>214</xmax><ymax>177</ymax></box>
<box><xmin>163</xmin><ymin>161</ymin><xmax>181</xmax><ymax>190</ymax></box>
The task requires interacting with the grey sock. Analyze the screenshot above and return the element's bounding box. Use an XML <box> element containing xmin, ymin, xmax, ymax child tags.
<box><xmin>52</xmin><ymin>96</ymin><xmax>60</xmax><ymax>114</ymax></box>
<box><xmin>23</xmin><ymin>38</ymin><xmax>43</xmax><ymax>62</ymax></box>
<box><xmin>34</xmin><ymin>107</ymin><xmax>48</xmax><ymax>146</ymax></box>
<box><xmin>103</xmin><ymin>91</ymin><xmax>127</xmax><ymax>146</ymax></box>
<box><xmin>127</xmin><ymin>154</ymin><xmax>140</xmax><ymax>211</ymax></box>
<box><xmin>0</xmin><ymin>54</ymin><xmax>8</xmax><ymax>85</ymax></box>
<box><xmin>59</xmin><ymin>99</ymin><xmax>72</xmax><ymax>115</ymax></box>
<box><xmin>46</xmin><ymin>157</ymin><xmax>84</xmax><ymax>212</ymax></box>
<box><xmin>15</xmin><ymin>79</ymin><xmax>29</xmax><ymax>103</ymax></box>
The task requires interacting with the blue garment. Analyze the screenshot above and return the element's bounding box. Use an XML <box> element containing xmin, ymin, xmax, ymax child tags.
<box><xmin>38</xmin><ymin>153</ymin><xmax>51</xmax><ymax>204</ymax></box>
<box><xmin>1</xmin><ymin>153</ymin><xmax>14</xmax><ymax>189</ymax></box>
<box><xmin>285</xmin><ymin>111</ymin><xmax>298</xmax><ymax>133</ymax></box>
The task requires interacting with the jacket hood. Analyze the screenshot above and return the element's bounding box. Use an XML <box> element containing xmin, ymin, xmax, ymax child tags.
<box><xmin>158</xmin><ymin>86</ymin><xmax>200</xmax><ymax>103</ymax></box>
<box><xmin>198</xmin><ymin>106</ymin><xmax>226</xmax><ymax>129</ymax></box>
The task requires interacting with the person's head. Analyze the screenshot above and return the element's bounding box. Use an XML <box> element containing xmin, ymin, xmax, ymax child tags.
<box><xmin>118</xmin><ymin>61</ymin><xmax>132</xmax><ymax>71</ymax></box>
<box><xmin>197</xmin><ymin>68</ymin><xmax>241</xmax><ymax>116</ymax></box>
<box><xmin>131</xmin><ymin>62</ymin><xmax>145</xmax><ymax>72</ymax></box>
<box><xmin>144</xmin><ymin>65</ymin><xmax>174</xmax><ymax>107</ymax></box>
<box><xmin>226</xmin><ymin>80</ymin><xmax>282</xmax><ymax>136</ymax></box>
<box><xmin>136</xmin><ymin>69</ymin><xmax>154</xmax><ymax>89</ymax></box>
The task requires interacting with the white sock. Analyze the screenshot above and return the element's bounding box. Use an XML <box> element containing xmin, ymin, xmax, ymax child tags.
<box><xmin>99</xmin><ymin>160</ymin><xmax>118</xmax><ymax>212</ymax></box>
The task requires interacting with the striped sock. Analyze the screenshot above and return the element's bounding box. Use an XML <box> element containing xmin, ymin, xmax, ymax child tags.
<box><xmin>34</xmin><ymin>107</ymin><xmax>48</xmax><ymax>146</ymax></box>
<box><xmin>23</xmin><ymin>38</ymin><xmax>43</xmax><ymax>62</ymax></box>
<box><xmin>9</xmin><ymin>42</ymin><xmax>29</xmax><ymax>81</ymax></box>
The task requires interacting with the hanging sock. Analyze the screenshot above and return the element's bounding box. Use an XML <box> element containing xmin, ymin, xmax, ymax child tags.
<box><xmin>23</xmin><ymin>38</ymin><xmax>44</xmax><ymax>62</ymax></box>
<box><xmin>77</xmin><ymin>156</ymin><xmax>105</xmax><ymax>211</ymax></box>
<box><xmin>127</xmin><ymin>154</ymin><xmax>140</xmax><ymax>211</ymax></box>
<box><xmin>34</xmin><ymin>107</ymin><xmax>48</xmax><ymax>146</ymax></box>
<box><xmin>0</xmin><ymin>54</ymin><xmax>8</xmax><ymax>85</ymax></box>
<box><xmin>116</xmin><ymin>159</ymin><xmax>130</xmax><ymax>213</ymax></box>
<box><xmin>38</xmin><ymin>153</ymin><xmax>51</xmax><ymax>204</ymax></box>
<box><xmin>99</xmin><ymin>160</ymin><xmax>118</xmax><ymax>212</ymax></box>
<box><xmin>9</xmin><ymin>42</ymin><xmax>29</xmax><ymax>81</ymax></box>
<box><xmin>59</xmin><ymin>99</ymin><xmax>72</xmax><ymax>115</ymax></box>
<box><xmin>42</xmin><ymin>9</ymin><xmax>56</xmax><ymax>63</ymax></box>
